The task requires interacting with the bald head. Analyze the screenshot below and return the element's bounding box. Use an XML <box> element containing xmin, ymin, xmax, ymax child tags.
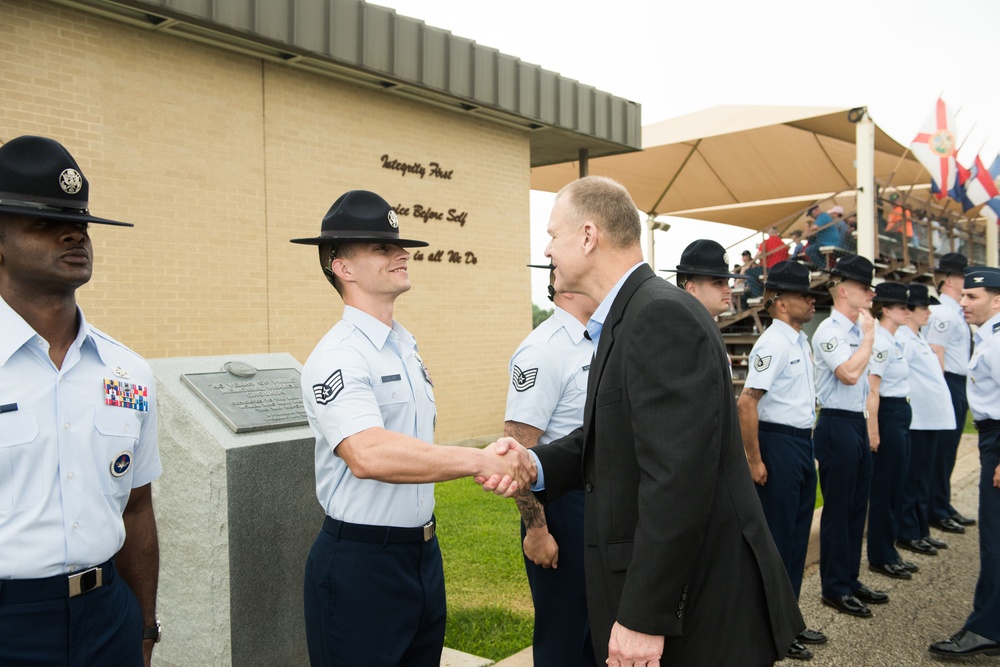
<box><xmin>556</xmin><ymin>176</ymin><xmax>641</xmax><ymax>250</ymax></box>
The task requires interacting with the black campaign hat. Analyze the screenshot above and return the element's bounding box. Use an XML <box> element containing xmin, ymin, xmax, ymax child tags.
<box><xmin>907</xmin><ymin>283</ymin><xmax>939</xmax><ymax>307</ymax></box>
<box><xmin>660</xmin><ymin>239</ymin><xmax>744</xmax><ymax>280</ymax></box>
<box><xmin>935</xmin><ymin>253</ymin><xmax>968</xmax><ymax>275</ymax></box>
<box><xmin>873</xmin><ymin>281</ymin><xmax>910</xmax><ymax>305</ymax></box>
<box><xmin>0</xmin><ymin>135</ymin><xmax>132</xmax><ymax>227</ymax></box>
<box><xmin>964</xmin><ymin>266</ymin><xmax>1000</xmax><ymax>289</ymax></box>
<box><xmin>763</xmin><ymin>261</ymin><xmax>824</xmax><ymax>296</ymax></box>
<box><xmin>827</xmin><ymin>254</ymin><xmax>876</xmax><ymax>287</ymax></box>
<box><xmin>290</xmin><ymin>190</ymin><xmax>428</xmax><ymax>247</ymax></box>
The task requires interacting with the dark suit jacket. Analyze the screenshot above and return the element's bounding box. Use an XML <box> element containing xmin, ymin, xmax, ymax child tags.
<box><xmin>534</xmin><ymin>264</ymin><xmax>804</xmax><ymax>666</ymax></box>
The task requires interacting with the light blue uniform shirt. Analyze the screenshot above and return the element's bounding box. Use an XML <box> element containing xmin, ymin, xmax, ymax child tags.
<box><xmin>744</xmin><ymin>319</ymin><xmax>815</xmax><ymax>430</ymax></box>
<box><xmin>0</xmin><ymin>297</ymin><xmax>161</xmax><ymax>579</ymax></box>
<box><xmin>897</xmin><ymin>326</ymin><xmax>955</xmax><ymax>430</ymax></box>
<box><xmin>925</xmin><ymin>294</ymin><xmax>971</xmax><ymax>375</ymax></box>
<box><xmin>968</xmin><ymin>312</ymin><xmax>1000</xmax><ymax>422</ymax></box>
<box><xmin>813</xmin><ymin>309</ymin><xmax>869</xmax><ymax>411</ymax></box>
<box><xmin>302</xmin><ymin>306</ymin><xmax>436</xmax><ymax>527</ymax></box>
<box><xmin>869</xmin><ymin>325</ymin><xmax>910</xmax><ymax>398</ymax></box>
<box><xmin>505</xmin><ymin>306</ymin><xmax>592</xmax><ymax>444</ymax></box>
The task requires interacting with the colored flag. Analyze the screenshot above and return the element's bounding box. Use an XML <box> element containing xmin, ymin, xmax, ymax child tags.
<box><xmin>931</xmin><ymin>160</ymin><xmax>970</xmax><ymax>204</ymax></box>
<box><xmin>911</xmin><ymin>98</ymin><xmax>958</xmax><ymax>200</ymax></box>
<box><xmin>983</xmin><ymin>155</ymin><xmax>1000</xmax><ymax>224</ymax></box>
<box><xmin>964</xmin><ymin>156</ymin><xmax>1000</xmax><ymax>210</ymax></box>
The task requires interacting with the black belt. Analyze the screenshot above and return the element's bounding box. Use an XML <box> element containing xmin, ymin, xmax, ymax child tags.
<box><xmin>880</xmin><ymin>396</ymin><xmax>910</xmax><ymax>405</ymax></box>
<box><xmin>323</xmin><ymin>516</ymin><xmax>436</xmax><ymax>544</ymax></box>
<box><xmin>975</xmin><ymin>419</ymin><xmax>1000</xmax><ymax>433</ymax></box>
<box><xmin>759</xmin><ymin>421</ymin><xmax>812</xmax><ymax>438</ymax></box>
<box><xmin>819</xmin><ymin>408</ymin><xmax>866</xmax><ymax>421</ymax></box>
<box><xmin>0</xmin><ymin>559</ymin><xmax>114</xmax><ymax>605</ymax></box>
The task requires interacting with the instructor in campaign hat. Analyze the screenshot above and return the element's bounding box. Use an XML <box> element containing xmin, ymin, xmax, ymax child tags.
<box><xmin>738</xmin><ymin>260</ymin><xmax>828</xmax><ymax>660</ymax></box>
<box><xmin>0</xmin><ymin>135</ymin><xmax>162</xmax><ymax>665</ymax></box>
<box><xmin>661</xmin><ymin>239</ymin><xmax>745</xmax><ymax>318</ymax></box>
<box><xmin>812</xmin><ymin>254</ymin><xmax>889</xmax><ymax>618</ymax></box>
<box><xmin>291</xmin><ymin>189</ymin><xmax>533</xmax><ymax>665</ymax></box>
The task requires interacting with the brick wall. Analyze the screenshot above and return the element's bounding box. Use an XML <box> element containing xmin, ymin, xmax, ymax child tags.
<box><xmin>0</xmin><ymin>0</ymin><xmax>532</xmax><ymax>443</ymax></box>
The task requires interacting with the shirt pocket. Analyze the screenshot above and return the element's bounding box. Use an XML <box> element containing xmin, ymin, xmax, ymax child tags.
<box><xmin>93</xmin><ymin>405</ymin><xmax>141</xmax><ymax>499</ymax></box>
<box><xmin>373</xmin><ymin>380</ymin><xmax>410</xmax><ymax>425</ymax></box>
<box><xmin>0</xmin><ymin>409</ymin><xmax>41</xmax><ymax>510</ymax></box>
<box><xmin>787</xmin><ymin>358</ymin><xmax>807</xmax><ymax>376</ymax></box>
<box><xmin>574</xmin><ymin>365</ymin><xmax>590</xmax><ymax>392</ymax></box>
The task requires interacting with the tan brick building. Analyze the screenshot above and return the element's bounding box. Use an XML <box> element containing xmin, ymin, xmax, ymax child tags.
<box><xmin>0</xmin><ymin>0</ymin><xmax>639</xmax><ymax>443</ymax></box>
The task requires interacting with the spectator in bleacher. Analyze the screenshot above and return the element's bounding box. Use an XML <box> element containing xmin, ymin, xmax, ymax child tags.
<box><xmin>842</xmin><ymin>214</ymin><xmax>858</xmax><ymax>253</ymax></box>
<box><xmin>739</xmin><ymin>249</ymin><xmax>755</xmax><ymax>274</ymax></box>
<box><xmin>755</xmin><ymin>225</ymin><xmax>790</xmax><ymax>268</ymax></box>
<box><xmin>789</xmin><ymin>229</ymin><xmax>807</xmax><ymax>261</ymax></box>
<box><xmin>804</xmin><ymin>205</ymin><xmax>845</xmax><ymax>268</ymax></box>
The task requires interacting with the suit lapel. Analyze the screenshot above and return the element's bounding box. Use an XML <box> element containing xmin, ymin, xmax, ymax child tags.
<box><xmin>581</xmin><ymin>264</ymin><xmax>657</xmax><ymax>437</ymax></box>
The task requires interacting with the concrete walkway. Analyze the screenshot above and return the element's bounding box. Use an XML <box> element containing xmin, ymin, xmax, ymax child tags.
<box><xmin>450</xmin><ymin>434</ymin><xmax>989</xmax><ymax>666</ymax></box>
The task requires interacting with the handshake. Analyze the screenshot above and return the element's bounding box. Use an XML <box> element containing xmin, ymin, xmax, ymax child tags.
<box><xmin>474</xmin><ymin>437</ymin><xmax>537</xmax><ymax>498</ymax></box>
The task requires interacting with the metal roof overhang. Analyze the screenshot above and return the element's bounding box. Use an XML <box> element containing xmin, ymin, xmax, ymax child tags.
<box><xmin>49</xmin><ymin>0</ymin><xmax>641</xmax><ymax>167</ymax></box>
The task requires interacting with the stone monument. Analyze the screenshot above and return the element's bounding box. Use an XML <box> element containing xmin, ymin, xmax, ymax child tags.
<box><xmin>149</xmin><ymin>353</ymin><xmax>323</xmax><ymax>666</ymax></box>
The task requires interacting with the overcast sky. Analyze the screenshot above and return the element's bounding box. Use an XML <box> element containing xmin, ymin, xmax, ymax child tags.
<box><xmin>378</xmin><ymin>0</ymin><xmax>1000</xmax><ymax>304</ymax></box>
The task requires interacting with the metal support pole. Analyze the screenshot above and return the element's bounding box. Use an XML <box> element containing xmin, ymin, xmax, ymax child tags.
<box><xmin>987</xmin><ymin>216</ymin><xmax>999</xmax><ymax>267</ymax></box>
<box><xmin>579</xmin><ymin>148</ymin><xmax>589</xmax><ymax>178</ymax></box>
<box><xmin>855</xmin><ymin>111</ymin><xmax>876</xmax><ymax>261</ymax></box>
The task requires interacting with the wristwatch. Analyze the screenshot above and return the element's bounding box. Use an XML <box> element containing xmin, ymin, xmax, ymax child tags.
<box><xmin>142</xmin><ymin>619</ymin><xmax>162</xmax><ymax>643</ymax></box>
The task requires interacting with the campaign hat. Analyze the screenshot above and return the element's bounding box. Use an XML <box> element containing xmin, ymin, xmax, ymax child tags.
<box><xmin>935</xmin><ymin>252</ymin><xmax>968</xmax><ymax>275</ymax></box>
<box><xmin>907</xmin><ymin>283</ymin><xmax>939</xmax><ymax>307</ymax></box>
<box><xmin>0</xmin><ymin>135</ymin><xmax>132</xmax><ymax>227</ymax></box>
<box><xmin>964</xmin><ymin>266</ymin><xmax>1000</xmax><ymax>289</ymax></box>
<box><xmin>873</xmin><ymin>281</ymin><xmax>910</xmax><ymax>305</ymax></box>
<box><xmin>290</xmin><ymin>190</ymin><xmax>428</xmax><ymax>247</ymax></box>
<box><xmin>763</xmin><ymin>260</ymin><xmax>824</xmax><ymax>296</ymax></box>
<box><xmin>826</xmin><ymin>253</ymin><xmax>876</xmax><ymax>287</ymax></box>
<box><xmin>660</xmin><ymin>239</ymin><xmax>745</xmax><ymax>280</ymax></box>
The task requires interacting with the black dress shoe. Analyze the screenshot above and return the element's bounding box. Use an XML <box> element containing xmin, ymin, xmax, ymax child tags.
<box><xmin>798</xmin><ymin>628</ymin><xmax>828</xmax><ymax>645</ymax></box>
<box><xmin>928</xmin><ymin>629</ymin><xmax>1000</xmax><ymax>657</ymax></box>
<box><xmin>952</xmin><ymin>511</ymin><xmax>977</xmax><ymax>527</ymax></box>
<box><xmin>786</xmin><ymin>641</ymin><xmax>813</xmax><ymax>660</ymax></box>
<box><xmin>869</xmin><ymin>562</ymin><xmax>912</xmax><ymax>579</ymax></box>
<box><xmin>897</xmin><ymin>538</ymin><xmax>938</xmax><ymax>556</ymax></box>
<box><xmin>852</xmin><ymin>583</ymin><xmax>889</xmax><ymax>604</ymax></box>
<box><xmin>821</xmin><ymin>594</ymin><xmax>872</xmax><ymax>617</ymax></box>
<box><xmin>931</xmin><ymin>517</ymin><xmax>966</xmax><ymax>534</ymax></box>
<box><xmin>924</xmin><ymin>535</ymin><xmax>948</xmax><ymax>549</ymax></box>
<box><xmin>895</xmin><ymin>558</ymin><xmax>919</xmax><ymax>573</ymax></box>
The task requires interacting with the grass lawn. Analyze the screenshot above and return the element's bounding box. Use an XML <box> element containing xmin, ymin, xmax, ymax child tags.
<box><xmin>435</xmin><ymin>477</ymin><xmax>533</xmax><ymax>661</ymax></box>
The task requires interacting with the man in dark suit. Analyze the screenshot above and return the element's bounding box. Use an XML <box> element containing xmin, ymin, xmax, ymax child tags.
<box><xmin>493</xmin><ymin>176</ymin><xmax>804</xmax><ymax>666</ymax></box>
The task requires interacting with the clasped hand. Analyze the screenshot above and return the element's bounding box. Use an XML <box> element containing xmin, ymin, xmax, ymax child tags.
<box><xmin>474</xmin><ymin>437</ymin><xmax>536</xmax><ymax>498</ymax></box>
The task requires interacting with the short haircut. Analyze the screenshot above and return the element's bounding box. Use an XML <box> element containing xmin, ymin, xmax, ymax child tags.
<box><xmin>790</xmin><ymin>229</ymin><xmax>802</xmax><ymax>238</ymax></box>
<box><xmin>556</xmin><ymin>176</ymin><xmax>641</xmax><ymax>249</ymax></box>
<box><xmin>318</xmin><ymin>242</ymin><xmax>360</xmax><ymax>296</ymax></box>
<box><xmin>985</xmin><ymin>286</ymin><xmax>1000</xmax><ymax>298</ymax></box>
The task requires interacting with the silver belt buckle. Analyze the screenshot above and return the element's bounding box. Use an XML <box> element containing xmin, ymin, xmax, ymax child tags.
<box><xmin>422</xmin><ymin>520</ymin><xmax>436</xmax><ymax>542</ymax></box>
<box><xmin>68</xmin><ymin>566</ymin><xmax>103</xmax><ymax>598</ymax></box>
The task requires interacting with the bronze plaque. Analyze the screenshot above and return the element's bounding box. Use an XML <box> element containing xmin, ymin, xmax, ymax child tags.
<box><xmin>181</xmin><ymin>364</ymin><xmax>308</xmax><ymax>434</ymax></box>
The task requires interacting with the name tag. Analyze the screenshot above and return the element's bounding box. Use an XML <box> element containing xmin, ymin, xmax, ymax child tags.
<box><xmin>790</xmin><ymin>358</ymin><xmax>801</xmax><ymax>365</ymax></box>
<box><xmin>381</xmin><ymin>374</ymin><xmax>401</xmax><ymax>383</ymax></box>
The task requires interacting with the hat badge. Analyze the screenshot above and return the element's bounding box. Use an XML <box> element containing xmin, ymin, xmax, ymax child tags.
<box><xmin>723</xmin><ymin>252</ymin><xmax>729</xmax><ymax>264</ymax></box>
<box><xmin>59</xmin><ymin>168</ymin><xmax>83</xmax><ymax>194</ymax></box>
<box><xmin>975</xmin><ymin>276</ymin><xmax>984</xmax><ymax>283</ymax></box>
<box><xmin>387</xmin><ymin>210</ymin><xmax>399</xmax><ymax>229</ymax></box>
